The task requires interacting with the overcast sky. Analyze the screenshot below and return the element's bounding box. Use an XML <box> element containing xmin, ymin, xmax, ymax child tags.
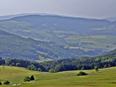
<box><xmin>0</xmin><ymin>0</ymin><xmax>116</xmax><ymax>18</ymax></box>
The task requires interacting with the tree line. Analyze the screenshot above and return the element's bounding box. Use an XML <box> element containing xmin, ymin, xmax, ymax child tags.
<box><xmin>0</xmin><ymin>55</ymin><xmax>116</xmax><ymax>72</ymax></box>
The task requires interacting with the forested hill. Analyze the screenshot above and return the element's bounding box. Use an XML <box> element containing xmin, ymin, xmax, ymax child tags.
<box><xmin>0</xmin><ymin>49</ymin><xmax>116</xmax><ymax>72</ymax></box>
<box><xmin>0</xmin><ymin>14</ymin><xmax>116</xmax><ymax>61</ymax></box>
<box><xmin>105</xmin><ymin>49</ymin><xmax>116</xmax><ymax>56</ymax></box>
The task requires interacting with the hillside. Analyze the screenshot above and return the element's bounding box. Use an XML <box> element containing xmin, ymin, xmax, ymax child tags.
<box><xmin>105</xmin><ymin>49</ymin><xmax>116</xmax><ymax>56</ymax></box>
<box><xmin>0</xmin><ymin>49</ymin><xmax>115</xmax><ymax>72</ymax></box>
<box><xmin>0</xmin><ymin>29</ymin><xmax>56</xmax><ymax>60</ymax></box>
<box><xmin>0</xmin><ymin>14</ymin><xmax>116</xmax><ymax>60</ymax></box>
<box><xmin>40</xmin><ymin>49</ymin><xmax>116</xmax><ymax>72</ymax></box>
<box><xmin>0</xmin><ymin>66</ymin><xmax>116</xmax><ymax>87</ymax></box>
<box><xmin>0</xmin><ymin>29</ymin><xmax>85</xmax><ymax>60</ymax></box>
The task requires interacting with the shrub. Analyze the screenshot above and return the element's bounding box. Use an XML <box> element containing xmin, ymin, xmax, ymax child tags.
<box><xmin>30</xmin><ymin>75</ymin><xmax>35</xmax><ymax>81</ymax></box>
<box><xmin>77</xmin><ymin>71</ymin><xmax>88</xmax><ymax>76</ymax></box>
<box><xmin>3</xmin><ymin>81</ymin><xmax>10</xmax><ymax>85</ymax></box>
<box><xmin>24</xmin><ymin>75</ymin><xmax>35</xmax><ymax>82</ymax></box>
<box><xmin>24</xmin><ymin>76</ymin><xmax>31</xmax><ymax>82</ymax></box>
<box><xmin>0</xmin><ymin>82</ymin><xmax>2</xmax><ymax>85</ymax></box>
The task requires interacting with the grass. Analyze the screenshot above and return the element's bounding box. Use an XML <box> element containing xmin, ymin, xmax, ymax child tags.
<box><xmin>0</xmin><ymin>66</ymin><xmax>116</xmax><ymax>87</ymax></box>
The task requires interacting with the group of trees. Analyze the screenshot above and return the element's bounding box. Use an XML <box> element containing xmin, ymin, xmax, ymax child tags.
<box><xmin>0</xmin><ymin>57</ymin><xmax>45</xmax><ymax>71</ymax></box>
<box><xmin>0</xmin><ymin>54</ymin><xmax>116</xmax><ymax>72</ymax></box>
<box><xmin>41</xmin><ymin>56</ymin><xmax>116</xmax><ymax>72</ymax></box>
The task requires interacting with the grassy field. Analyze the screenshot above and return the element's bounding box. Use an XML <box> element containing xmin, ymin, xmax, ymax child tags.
<box><xmin>0</xmin><ymin>66</ymin><xmax>116</xmax><ymax>87</ymax></box>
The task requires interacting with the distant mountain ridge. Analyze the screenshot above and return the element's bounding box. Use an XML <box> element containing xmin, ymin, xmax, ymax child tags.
<box><xmin>107</xmin><ymin>17</ymin><xmax>116</xmax><ymax>22</ymax></box>
<box><xmin>0</xmin><ymin>14</ymin><xmax>116</xmax><ymax>61</ymax></box>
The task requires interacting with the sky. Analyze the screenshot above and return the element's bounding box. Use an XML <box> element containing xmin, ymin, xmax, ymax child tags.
<box><xmin>0</xmin><ymin>0</ymin><xmax>116</xmax><ymax>18</ymax></box>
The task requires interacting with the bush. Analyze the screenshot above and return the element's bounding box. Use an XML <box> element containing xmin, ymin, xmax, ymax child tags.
<box><xmin>0</xmin><ymin>82</ymin><xmax>2</xmax><ymax>85</ymax></box>
<box><xmin>3</xmin><ymin>81</ymin><xmax>10</xmax><ymax>85</ymax></box>
<box><xmin>77</xmin><ymin>71</ymin><xmax>88</xmax><ymax>76</ymax></box>
<box><xmin>24</xmin><ymin>76</ymin><xmax>31</xmax><ymax>82</ymax></box>
<box><xmin>30</xmin><ymin>75</ymin><xmax>35</xmax><ymax>81</ymax></box>
<box><xmin>24</xmin><ymin>75</ymin><xmax>35</xmax><ymax>82</ymax></box>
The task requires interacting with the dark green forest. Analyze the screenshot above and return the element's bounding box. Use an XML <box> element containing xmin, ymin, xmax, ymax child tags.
<box><xmin>0</xmin><ymin>49</ymin><xmax>116</xmax><ymax>72</ymax></box>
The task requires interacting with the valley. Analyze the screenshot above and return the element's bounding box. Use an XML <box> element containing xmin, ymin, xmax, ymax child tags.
<box><xmin>0</xmin><ymin>1</ymin><xmax>116</xmax><ymax>87</ymax></box>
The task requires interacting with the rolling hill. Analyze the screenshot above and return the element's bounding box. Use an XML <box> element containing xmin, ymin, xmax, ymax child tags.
<box><xmin>0</xmin><ymin>14</ymin><xmax>116</xmax><ymax>61</ymax></box>
<box><xmin>0</xmin><ymin>29</ymin><xmax>86</xmax><ymax>61</ymax></box>
<box><xmin>0</xmin><ymin>66</ymin><xmax>116</xmax><ymax>87</ymax></box>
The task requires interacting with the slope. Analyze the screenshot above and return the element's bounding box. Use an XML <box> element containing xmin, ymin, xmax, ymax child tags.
<box><xmin>0</xmin><ymin>14</ymin><xmax>116</xmax><ymax>60</ymax></box>
<box><xmin>0</xmin><ymin>66</ymin><xmax>116</xmax><ymax>87</ymax></box>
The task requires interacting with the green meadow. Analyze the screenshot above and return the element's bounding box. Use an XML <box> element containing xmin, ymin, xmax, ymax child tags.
<box><xmin>0</xmin><ymin>66</ymin><xmax>116</xmax><ymax>87</ymax></box>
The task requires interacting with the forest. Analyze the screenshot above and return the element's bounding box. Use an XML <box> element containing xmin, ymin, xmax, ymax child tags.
<box><xmin>0</xmin><ymin>49</ymin><xmax>116</xmax><ymax>72</ymax></box>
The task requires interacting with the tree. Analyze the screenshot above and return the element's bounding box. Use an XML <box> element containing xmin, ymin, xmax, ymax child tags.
<box><xmin>16</xmin><ymin>63</ymin><xmax>20</xmax><ymax>66</ymax></box>
<box><xmin>27</xmin><ymin>64</ymin><xmax>37</xmax><ymax>71</ymax></box>
<box><xmin>49</xmin><ymin>69</ymin><xmax>57</xmax><ymax>73</ymax></box>
<box><xmin>3</xmin><ymin>81</ymin><xmax>10</xmax><ymax>85</ymax></box>
<box><xmin>5</xmin><ymin>58</ymin><xmax>11</xmax><ymax>65</ymax></box>
<box><xmin>37</xmin><ymin>68</ymin><xmax>42</xmax><ymax>72</ymax></box>
<box><xmin>0</xmin><ymin>82</ymin><xmax>2</xmax><ymax>85</ymax></box>
<box><xmin>24</xmin><ymin>75</ymin><xmax>35</xmax><ymax>82</ymax></box>
<box><xmin>30</xmin><ymin>75</ymin><xmax>35</xmax><ymax>80</ymax></box>
<box><xmin>77</xmin><ymin>71</ymin><xmax>88</xmax><ymax>76</ymax></box>
<box><xmin>95</xmin><ymin>66</ymin><xmax>99</xmax><ymax>72</ymax></box>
